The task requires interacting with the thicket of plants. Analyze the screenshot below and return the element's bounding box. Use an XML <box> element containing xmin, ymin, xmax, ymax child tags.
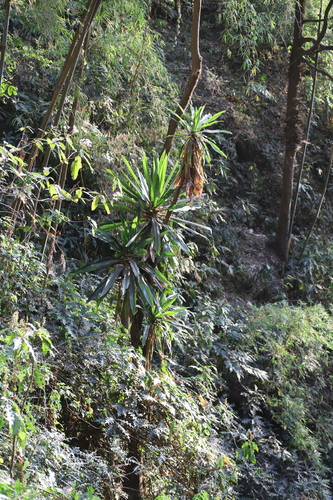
<box><xmin>2</xmin><ymin>0</ymin><xmax>333</xmax><ymax>499</ymax></box>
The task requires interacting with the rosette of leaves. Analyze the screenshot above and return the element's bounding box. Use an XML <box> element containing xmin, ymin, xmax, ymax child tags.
<box><xmin>143</xmin><ymin>291</ymin><xmax>188</xmax><ymax>370</ymax></box>
<box><xmin>74</xmin><ymin>214</ymin><xmax>169</xmax><ymax>329</ymax></box>
<box><xmin>104</xmin><ymin>150</ymin><xmax>210</xmax><ymax>260</ymax></box>
<box><xmin>173</xmin><ymin>105</ymin><xmax>230</xmax><ymax>201</ymax></box>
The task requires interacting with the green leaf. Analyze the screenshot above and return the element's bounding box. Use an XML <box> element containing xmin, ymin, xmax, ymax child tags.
<box><xmin>48</xmin><ymin>183</ymin><xmax>58</xmax><ymax>198</ymax></box>
<box><xmin>88</xmin><ymin>266</ymin><xmax>123</xmax><ymax>302</ymax></box>
<box><xmin>73</xmin><ymin>258</ymin><xmax>121</xmax><ymax>275</ymax></box>
<box><xmin>71</xmin><ymin>156</ymin><xmax>82</xmax><ymax>180</ymax></box>
<box><xmin>73</xmin><ymin>188</ymin><xmax>83</xmax><ymax>202</ymax></box>
<box><xmin>151</xmin><ymin>218</ymin><xmax>161</xmax><ymax>254</ymax></box>
<box><xmin>122</xmin><ymin>266</ymin><xmax>131</xmax><ymax>294</ymax></box>
<box><xmin>137</xmin><ymin>275</ymin><xmax>155</xmax><ymax>307</ymax></box>
<box><xmin>129</xmin><ymin>260</ymin><xmax>140</xmax><ymax>277</ymax></box>
<box><xmin>128</xmin><ymin>276</ymin><xmax>136</xmax><ymax>314</ymax></box>
<box><xmin>46</xmin><ymin>137</ymin><xmax>56</xmax><ymax>149</ymax></box>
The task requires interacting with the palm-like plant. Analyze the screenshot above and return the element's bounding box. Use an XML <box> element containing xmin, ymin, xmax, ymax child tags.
<box><xmin>143</xmin><ymin>291</ymin><xmax>187</xmax><ymax>370</ymax></box>
<box><xmin>76</xmin><ymin>150</ymin><xmax>210</xmax><ymax>357</ymax></box>
<box><xmin>74</xmin><ymin>214</ymin><xmax>169</xmax><ymax>329</ymax></box>
<box><xmin>104</xmin><ymin>151</ymin><xmax>210</xmax><ymax>259</ymax></box>
<box><xmin>173</xmin><ymin>105</ymin><xmax>230</xmax><ymax>201</ymax></box>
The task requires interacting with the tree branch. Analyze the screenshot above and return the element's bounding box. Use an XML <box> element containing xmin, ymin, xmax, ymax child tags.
<box><xmin>313</xmin><ymin>0</ymin><xmax>333</xmax><ymax>47</ymax></box>
<box><xmin>304</xmin><ymin>60</ymin><xmax>333</xmax><ymax>81</ymax></box>
<box><xmin>163</xmin><ymin>0</ymin><xmax>202</xmax><ymax>154</ymax></box>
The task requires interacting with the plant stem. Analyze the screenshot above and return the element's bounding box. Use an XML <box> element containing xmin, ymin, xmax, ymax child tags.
<box><xmin>43</xmin><ymin>28</ymin><xmax>91</xmax><ymax>262</ymax></box>
<box><xmin>144</xmin><ymin>324</ymin><xmax>156</xmax><ymax>370</ymax></box>
<box><xmin>9</xmin><ymin>434</ymin><xmax>17</xmax><ymax>478</ymax></box>
<box><xmin>0</xmin><ymin>0</ymin><xmax>11</xmax><ymax>92</ymax></box>
<box><xmin>163</xmin><ymin>0</ymin><xmax>202</xmax><ymax>154</ymax></box>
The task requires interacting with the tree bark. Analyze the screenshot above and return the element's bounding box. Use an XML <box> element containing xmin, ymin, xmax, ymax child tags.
<box><xmin>123</xmin><ymin>434</ymin><xmax>144</xmax><ymax>500</ymax></box>
<box><xmin>276</xmin><ymin>0</ymin><xmax>306</xmax><ymax>260</ymax></box>
<box><xmin>163</xmin><ymin>0</ymin><xmax>202</xmax><ymax>154</ymax></box>
<box><xmin>144</xmin><ymin>324</ymin><xmax>156</xmax><ymax>371</ymax></box>
<box><xmin>0</xmin><ymin>0</ymin><xmax>11</xmax><ymax>92</ymax></box>
<box><xmin>288</xmin><ymin>3</ymin><xmax>322</xmax><ymax>246</ymax></box>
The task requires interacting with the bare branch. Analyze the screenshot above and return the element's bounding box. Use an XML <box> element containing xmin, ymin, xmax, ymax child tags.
<box><xmin>163</xmin><ymin>0</ymin><xmax>202</xmax><ymax>154</ymax></box>
<box><xmin>318</xmin><ymin>44</ymin><xmax>333</xmax><ymax>52</ymax></box>
<box><xmin>303</xmin><ymin>18</ymin><xmax>325</xmax><ymax>23</ymax></box>
<box><xmin>304</xmin><ymin>59</ymin><xmax>333</xmax><ymax>81</ymax></box>
<box><xmin>315</xmin><ymin>0</ymin><xmax>333</xmax><ymax>47</ymax></box>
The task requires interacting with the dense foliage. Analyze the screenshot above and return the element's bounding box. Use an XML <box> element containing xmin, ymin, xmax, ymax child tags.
<box><xmin>1</xmin><ymin>0</ymin><xmax>333</xmax><ymax>499</ymax></box>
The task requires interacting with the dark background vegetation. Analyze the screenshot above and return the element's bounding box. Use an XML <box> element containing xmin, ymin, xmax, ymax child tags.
<box><xmin>1</xmin><ymin>1</ymin><xmax>333</xmax><ymax>499</ymax></box>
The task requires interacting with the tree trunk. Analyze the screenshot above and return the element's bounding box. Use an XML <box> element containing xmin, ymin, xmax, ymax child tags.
<box><xmin>0</xmin><ymin>0</ymin><xmax>11</xmax><ymax>92</ymax></box>
<box><xmin>144</xmin><ymin>325</ymin><xmax>156</xmax><ymax>371</ymax></box>
<box><xmin>276</xmin><ymin>0</ymin><xmax>306</xmax><ymax>260</ymax></box>
<box><xmin>163</xmin><ymin>0</ymin><xmax>202</xmax><ymax>154</ymax></box>
<box><xmin>121</xmin><ymin>305</ymin><xmax>144</xmax><ymax>500</ymax></box>
<box><xmin>123</xmin><ymin>434</ymin><xmax>144</xmax><ymax>500</ymax></box>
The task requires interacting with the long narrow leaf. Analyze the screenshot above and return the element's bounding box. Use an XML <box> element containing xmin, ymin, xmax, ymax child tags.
<box><xmin>129</xmin><ymin>259</ymin><xmax>140</xmax><ymax>277</ymax></box>
<box><xmin>88</xmin><ymin>266</ymin><xmax>123</xmax><ymax>302</ymax></box>
<box><xmin>122</xmin><ymin>266</ymin><xmax>131</xmax><ymax>295</ymax></box>
<box><xmin>125</xmin><ymin>221</ymin><xmax>150</xmax><ymax>247</ymax></box>
<box><xmin>128</xmin><ymin>275</ymin><xmax>136</xmax><ymax>314</ymax></box>
<box><xmin>121</xmin><ymin>155</ymin><xmax>139</xmax><ymax>183</ymax></box>
<box><xmin>141</xmin><ymin>151</ymin><xmax>150</xmax><ymax>184</ymax></box>
<box><xmin>171</xmin><ymin>221</ymin><xmax>210</xmax><ymax>239</ymax></box>
<box><xmin>165</xmin><ymin>159</ymin><xmax>180</xmax><ymax>191</ymax></box>
<box><xmin>137</xmin><ymin>170</ymin><xmax>150</xmax><ymax>202</ymax></box>
<box><xmin>172</xmin><ymin>217</ymin><xmax>212</xmax><ymax>234</ymax></box>
<box><xmin>204</xmin><ymin>138</ymin><xmax>227</xmax><ymax>157</ymax></box>
<box><xmin>137</xmin><ymin>276</ymin><xmax>155</xmax><ymax>307</ymax></box>
<box><xmin>73</xmin><ymin>258</ymin><xmax>121</xmax><ymax>274</ymax></box>
<box><xmin>151</xmin><ymin>218</ymin><xmax>161</xmax><ymax>254</ymax></box>
<box><xmin>94</xmin><ymin>230</ymin><xmax>123</xmax><ymax>252</ymax></box>
<box><xmin>165</xmin><ymin>229</ymin><xmax>190</xmax><ymax>253</ymax></box>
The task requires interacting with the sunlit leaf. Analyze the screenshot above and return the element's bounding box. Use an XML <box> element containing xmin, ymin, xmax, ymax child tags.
<box><xmin>71</xmin><ymin>155</ymin><xmax>82</xmax><ymax>180</ymax></box>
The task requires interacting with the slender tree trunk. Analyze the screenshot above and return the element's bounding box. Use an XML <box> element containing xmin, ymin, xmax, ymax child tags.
<box><xmin>28</xmin><ymin>0</ymin><xmax>98</xmax><ymax>168</ymax></box>
<box><xmin>123</xmin><ymin>434</ymin><xmax>144</xmax><ymax>500</ymax></box>
<box><xmin>43</xmin><ymin>29</ymin><xmax>91</xmax><ymax>263</ymax></box>
<box><xmin>288</xmin><ymin>28</ymin><xmax>320</xmax><ymax>245</ymax></box>
<box><xmin>163</xmin><ymin>0</ymin><xmax>202</xmax><ymax>154</ymax></box>
<box><xmin>144</xmin><ymin>325</ymin><xmax>156</xmax><ymax>371</ymax></box>
<box><xmin>276</xmin><ymin>0</ymin><xmax>306</xmax><ymax>260</ymax></box>
<box><xmin>120</xmin><ymin>301</ymin><xmax>143</xmax><ymax>500</ymax></box>
<box><xmin>0</xmin><ymin>0</ymin><xmax>11</xmax><ymax>92</ymax></box>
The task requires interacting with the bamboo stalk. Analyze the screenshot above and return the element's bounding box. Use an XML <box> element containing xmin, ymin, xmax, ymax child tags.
<box><xmin>10</xmin><ymin>0</ymin><xmax>99</xmax><ymax>231</ymax></box>
<box><xmin>43</xmin><ymin>29</ymin><xmax>91</xmax><ymax>263</ymax></box>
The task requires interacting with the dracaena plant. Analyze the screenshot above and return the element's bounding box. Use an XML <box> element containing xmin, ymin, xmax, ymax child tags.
<box><xmin>74</xmin><ymin>213</ymin><xmax>169</xmax><ymax>330</ymax></box>
<box><xmin>172</xmin><ymin>105</ymin><xmax>231</xmax><ymax>201</ymax></box>
<box><xmin>76</xmin><ymin>149</ymin><xmax>210</xmax><ymax>361</ymax></box>
<box><xmin>143</xmin><ymin>291</ymin><xmax>188</xmax><ymax>370</ymax></box>
<box><xmin>105</xmin><ymin>150</ymin><xmax>211</xmax><ymax>258</ymax></box>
